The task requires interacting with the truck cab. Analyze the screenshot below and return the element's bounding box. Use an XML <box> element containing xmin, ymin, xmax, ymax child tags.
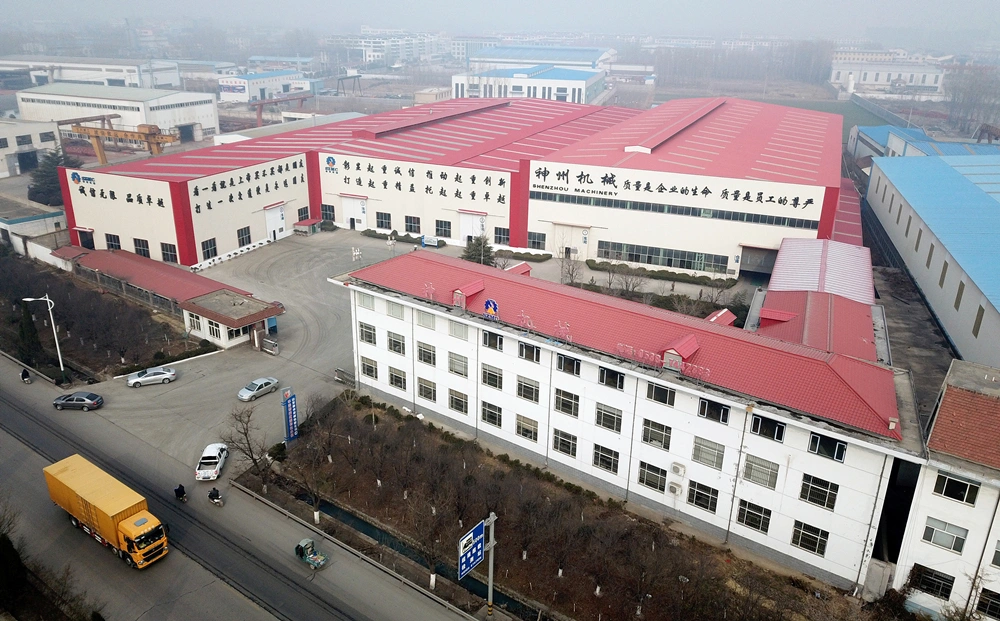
<box><xmin>118</xmin><ymin>512</ymin><xmax>169</xmax><ymax>568</ymax></box>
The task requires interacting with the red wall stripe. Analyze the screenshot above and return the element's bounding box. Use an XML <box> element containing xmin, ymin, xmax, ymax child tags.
<box><xmin>169</xmin><ymin>182</ymin><xmax>198</xmax><ymax>265</ymax></box>
<box><xmin>305</xmin><ymin>150</ymin><xmax>322</xmax><ymax>219</ymax></box>
<box><xmin>817</xmin><ymin>184</ymin><xmax>840</xmax><ymax>240</ymax></box>
<box><xmin>508</xmin><ymin>159</ymin><xmax>531</xmax><ymax>248</ymax></box>
<box><xmin>58</xmin><ymin>166</ymin><xmax>80</xmax><ymax>246</ymax></box>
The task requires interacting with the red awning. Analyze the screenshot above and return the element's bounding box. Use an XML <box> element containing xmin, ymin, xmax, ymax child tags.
<box><xmin>295</xmin><ymin>218</ymin><xmax>321</xmax><ymax>226</ymax></box>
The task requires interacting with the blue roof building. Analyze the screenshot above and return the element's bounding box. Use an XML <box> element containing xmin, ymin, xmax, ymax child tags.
<box><xmin>849</xmin><ymin>124</ymin><xmax>1000</xmax><ymax>160</ymax></box>
<box><xmin>866</xmin><ymin>155</ymin><xmax>1000</xmax><ymax>366</ymax></box>
<box><xmin>452</xmin><ymin>63</ymin><xmax>605</xmax><ymax>104</ymax></box>
<box><xmin>468</xmin><ymin>45</ymin><xmax>615</xmax><ymax>71</ymax></box>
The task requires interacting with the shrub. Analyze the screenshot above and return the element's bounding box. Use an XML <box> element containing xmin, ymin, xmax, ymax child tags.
<box><xmin>501</xmin><ymin>250</ymin><xmax>551</xmax><ymax>263</ymax></box>
<box><xmin>153</xmin><ymin>351</ymin><xmax>166</xmax><ymax>360</ymax></box>
<box><xmin>268</xmin><ymin>442</ymin><xmax>288</xmax><ymax>462</ymax></box>
<box><xmin>199</xmin><ymin>339</ymin><xmax>211</xmax><ymax>348</ymax></box>
<box><xmin>358</xmin><ymin>395</ymin><xmax>373</xmax><ymax>407</ymax></box>
<box><xmin>319</xmin><ymin>221</ymin><xmax>338</xmax><ymax>232</ymax></box>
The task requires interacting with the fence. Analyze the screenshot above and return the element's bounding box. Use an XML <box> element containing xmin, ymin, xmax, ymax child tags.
<box><xmin>850</xmin><ymin>94</ymin><xmax>911</xmax><ymax>127</ymax></box>
<box><xmin>73</xmin><ymin>264</ymin><xmax>182</xmax><ymax>316</ymax></box>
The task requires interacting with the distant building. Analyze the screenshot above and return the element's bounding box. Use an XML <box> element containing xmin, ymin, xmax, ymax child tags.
<box><xmin>848</xmin><ymin>125</ymin><xmax>1000</xmax><ymax>160</ymax></box>
<box><xmin>174</xmin><ymin>60</ymin><xmax>239</xmax><ymax>80</ymax></box>
<box><xmin>413</xmin><ymin>87</ymin><xmax>451</xmax><ymax>105</ymax></box>
<box><xmin>217</xmin><ymin>71</ymin><xmax>304</xmax><ymax>103</ymax></box>
<box><xmin>450</xmin><ymin>36</ymin><xmax>501</xmax><ymax>61</ymax></box>
<box><xmin>247</xmin><ymin>56</ymin><xmax>318</xmax><ymax>75</ymax></box>
<box><xmin>830</xmin><ymin>62</ymin><xmax>945</xmax><ymax>96</ymax></box>
<box><xmin>832</xmin><ymin>49</ymin><xmax>898</xmax><ymax>63</ymax></box>
<box><xmin>451</xmin><ymin>65</ymin><xmax>604</xmax><ymax>103</ymax></box>
<box><xmin>0</xmin><ymin>55</ymin><xmax>181</xmax><ymax>89</ymax></box>
<box><xmin>0</xmin><ymin>119</ymin><xmax>60</xmax><ymax>178</ymax></box>
<box><xmin>468</xmin><ymin>46</ymin><xmax>616</xmax><ymax>73</ymax></box>
<box><xmin>17</xmin><ymin>83</ymin><xmax>219</xmax><ymax>142</ymax></box>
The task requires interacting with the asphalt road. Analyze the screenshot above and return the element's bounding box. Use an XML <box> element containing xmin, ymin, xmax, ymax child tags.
<box><xmin>0</xmin><ymin>353</ymin><xmax>472</xmax><ymax>621</ymax></box>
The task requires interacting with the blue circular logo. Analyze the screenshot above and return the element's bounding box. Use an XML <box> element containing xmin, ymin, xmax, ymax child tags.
<box><xmin>326</xmin><ymin>156</ymin><xmax>336</xmax><ymax>167</ymax></box>
<box><xmin>70</xmin><ymin>172</ymin><xmax>81</xmax><ymax>184</ymax></box>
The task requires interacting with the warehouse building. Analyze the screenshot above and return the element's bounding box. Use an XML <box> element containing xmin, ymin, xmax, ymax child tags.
<box><xmin>865</xmin><ymin>155</ymin><xmax>1000</xmax><ymax>368</ymax></box>
<box><xmin>848</xmin><ymin>125</ymin><xmax>1000</xmax><ymax>160</ymax></box>
<box><xmin>451</xmin><ymin>65</ymin><xmax>604</xmax><ymax>103</ymax></box>
<box><xmin>333</xmin><ymin>249</ymin><xmax>922</xmax><ymax>591</ymax></box>
<box><xmin>0</xmin><ymin>55</ymin><xmax>181</xmax><ymax>88</ymax></box>
<box><xmin>218</xmin><ymin>71</ymin><xmax>304</xmax><ymax>103</ymax></box>
<box><xmin>467</xmin><ymin>46</ymin><xmax>616</xmax><ymax>72</ymax></box>
<box><xmin>58</xmin><ymin>97</ymin><xmax>843</xmax><ymax>275</ymax></box>
<box><xmin>17</xmin><ymin>83</ymin><xmax>219</xmax><ymax>142</ymax></box>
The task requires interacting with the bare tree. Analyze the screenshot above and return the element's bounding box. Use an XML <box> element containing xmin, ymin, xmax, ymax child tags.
<box><xmin>673</xmin><ymin>295</ymin><xmax>705</xmax><ymax>317</ymax></box>
<box><xmin>288</xmin><ymin>440</ymin><xmax>329</xmax><ymax>524</ymax></box>
<box><xmin>0</xmin><ymin>486</ymin><xmax>20</xmax><ymax>538</ymax></box>
<box><xmin>220</xmin><ymin>405</ymin><xmax>275</xmax><ymax>493</ymax></box>
<box><xmin>493</xmin><ymin>249</ymin><xmax>514</xmax><ymax>270</ymax></box>
<box><xmin>559</xmin><ymin>257</ymin><xmax>584</xmax><ymax>285</ymax></box>
<box><xmin>704</xmin><ymin>277</ymin><xmax>733</xmax><ymax>306</ymax></box>
<box><xmin>616</xmin><ymin>265</ymin><xmax>646</xmax><ymax>299</ymax></box>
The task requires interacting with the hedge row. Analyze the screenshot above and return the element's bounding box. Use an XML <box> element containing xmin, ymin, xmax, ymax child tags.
<box><xmin>361</xmin><ymin>229</ymin><xmax>447</xmax><ymax>248</ymax></box>
<box><xmin>585</xmin><ymin>259</ymin><xmax>735</xmax><ymax>287</ymax></box>
<box><xmin>496</xmin><ymin>250</ymin><xmax>552</xmax><ymax>263</ymax></box>
<box><xmin>116</xmin><ymin>342</ymin><xmax>218</xmax><ymax>376</ymax></box>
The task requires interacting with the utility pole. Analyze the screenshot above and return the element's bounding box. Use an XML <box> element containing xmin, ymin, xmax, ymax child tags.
<box><xmin>485</xmin><ymin>511</ymin><xmax>497</xmax><ymax>618</ymax></box>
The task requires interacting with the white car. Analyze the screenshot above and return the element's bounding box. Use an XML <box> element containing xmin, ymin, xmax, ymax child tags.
<box><xmin>238</xmin><ymin>377</ymin><xmax>279</xmax><ymax>402</ymax></box>
<box><xmin>195</xmin><ymin>443</ymin><xmax>229</xmax><ymax>481</ymax></box>
<box><xmin>126</xmin><ymin>366</ymin><xmax>176</xmax><ymax>387</ymax></box>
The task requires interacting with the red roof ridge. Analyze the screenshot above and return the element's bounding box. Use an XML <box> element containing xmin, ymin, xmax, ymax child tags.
<box><xmin>624</xmin><ymin>97</ymin><xmax>727</xmax><ymax>154</ymax></box>
<box><xmin>351</xmin><ymin>99</ymin><xmax>511</xmax><ymax>139</ymax></box>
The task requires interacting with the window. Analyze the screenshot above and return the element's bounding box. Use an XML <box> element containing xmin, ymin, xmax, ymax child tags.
<box><xmin>915</xmin><ymin>229</ymin><xmax>922</xmax><ymax>251</ymax></box>
<box><xmin>481</xmin><ymin>402</ymin><xmax>502</xmax><ymax>427</ymax></box>
<box><xmin>376</xmin><ymin>212</ymin><xmax>391</xmax><ymax>229</ymax></box>
<box><xmin>791</xmin><ymin>521</ymin><xmax>829</xmax><ymax>556</ymax></box>
<box><xmin>554</xmin><ymin>389</ymin><xmax>579</xmax><ymax>417</ymax></box>
<box><xmin>435</xmin><ymin>220</ymin><xmax>451</xmax><ymax>238</ymax></box>
<box><xmin>482</xmin><ymin>330</ymin><xmax>503</xmax><ymax>350</ymax></box>
<box><xmin>449</xmin><ymin>389</ymin><xmax>468</xmax><ymax>414</ymax></box>
<box><xmin>518</xmin><ymin>342</ymin><xmax>540</xmax><ymax>363</ymax></box>
<box><xmin>926</xmin><ymin>243</ymin><xmax>935</xmax><ymax>268</ymax></box>
<box><xmin>939</xmin><ymin>261</ymin><xmax>948</xmax><ymax>288</ymax></box>
<box><xmin>800</xmin><ymin>474</ymin><xmax>839</xmax><ymax>510</ymax></box>
<box><xmin>598</xmin><ymin>367</ymin><xmax>624</xmax><ymax>390</ymax></box>
<box><xmin>638</xmin><ymin>462</ymin><xmax>668</xmax><ymax>492</ymax></box>
<box><xmin>911</xmin><ymin>565</ymin><xmax>955</xmax><ymax>599</ymax></box>
<box><xmin>595</xmin><ymin>404</ymin><xmax>622</xmax><ymax>433</ymax></box>
<box><xmin>360</xmin><ymin>356</ymin><xmax>377</xmax><ymax>379</ymax></box>
<box><xmin>687</xmin><ymin>481</ymin><xmax>719</xmax><ymax>513</ymax></box>
<box><xmin>321</xmin><ymin>204</ymin><xmax>335</xmax><ymax>221</ymax></box>
<box><xmin>387</xmin><ymin>331</ymin><xmax>405</xmax><ymax>355</ymax></box>
<box><xmin>974</xmin><ymin>306</ymin><xmax>985</xmax><ymax>338</ymax></box>
<box><xmin>934</xmin><ymin>473</ymin><xmax>980</xmax><ymax>505</ymax></box>
<box><xmin>161</xmin><ymin>243</ymin><xmax>177</xmax><ymax>263</ymax></box>
<box><xmin>743</xmin><ymin>455</ymin><xmax>779</xmax><ymax>490</ymax></box>
<box><xmin>642</xmin><ymin>419</ymin><xmax>671</xmax><ymax>450</ymax></box>
<box><xmin>359</xmin><ymin>322</ymin><xmax>377</xmax><ymax>345</ymax></box>
<box><xmin>449</xmin><ymin>352</ymin><xmax>468</xmax><ymax>377</ymax></box>
<box><xmin>593</xmin><ymin>445</ymin><xmax>620</xmax><ymax>473</ymax></box>
<box><xmin>389</xmin><ymin>367</ymin><xmax>406</xmax><ymax>390</ymax></box>
<box><xmin>527</xmin><ymin>232</ymin><xmax>546</xmax><ymax>250</ymax></box>
<box><xmin>39</xmin><ymin>131</ymin><xmax>55</xmax><ymax>143</ymax></box>
<box><xmin>517</xmin><ymin>377</ymin><xmax>539</xmax><ymax>403</ymax></box>
<box><xmin>15</xmin><ymin>134</ymin><xmax>32</xmax><ymax>146</ymax></box>
<box><xmin>955</xmin><ymin>281</ymin><xmax>965</xmax><ymax>311</ymax></box>
<box><xmin>105</xmin><ymin>233</ymin><xmax>121</xmax><ymax>250</ymax></box>
<box><xmin>417</xmin><ymin>342</ymin><xmax>436</xmax><ymax>365</ymax></box>
<box><xmin>418</xmin><ymin>378</ymin><xmax>436</xmax><ymax>402</ymax></box>
<box><xmin>699</xmin><ymin>398</ymin><xmax>730</xmax><ymax>424</ymax></box>
<box><xmin>201</xmin><ymin>238</ymin><xmax>217</xmax><ymax>261</ymax></box>
<box><xmin>552</xmin><ymin>429</ymin><xmax>577</xmax><ymax>457</ymax></box>
<box><xmin>923</xmin><ymin>517</ymin><xmax>968</xmax><ymax>553</ymax></box>
<box><xmin>896</xmin><ymin>207</ymin><xmax>902</xmax><ymax>225</ymax></box>
<box><xmin>481</xmin><ymin>363</ymin><xmax>502</xmax><ymax>389</ymax></box>
<box><xmin>557</xmin><ymin>354</ymin><xmax>581</xmax><ymax>376</ymax></box>
<box><xmin>516</xmin><ymin>415</ymin><xmax>538</xmax><ymax>442</ymax></box>
<box><xmin>0</xmin><ymin>138</ymin><xmax>6</xmax><ymax>149</ymax></box>
<box><xmin>750</xmin><ymin>415</ymin><xmax>785</xmax><ymax>442</ymax></box>
<box><xmin>993</xmin><ymin>541</ymin><xmax>1000</xmax><ymax>567</ymax></box>
<box><xmin>387</xmin><ymin>301</ymin><xmax>404</xmax><ymax>319</ymax></box>
<box><xmin>738</xmin><ymin>500</ymin><xmax>772</xmax><ymax>533</ymax></box>
<box><xmin>237</xmin><ymin>226</ymin><xmax>251</xmax><ymax>247</ymax></box>
<box><xmin>692</xmin><ymin>437</ymin><xmax>725</xmax><ymax>470</ymax></box>
<box><xmin>416</xmin><ymin>310</ymin><xmax>435</xmax><ymax>329</ymax></box>
<box><xmin>133</xmin><ymin>238</ymin><xmax>150</xmax><ymax>258</ymax></box>
<box><xmin>449</xmin><ymin>320</ymin><xmax>468</xmax><ymax>340</ymax></box>
<box><xmin>494</xmin><ymin>227</ymin><xmax>510</xmax><ymax>245</ymax></box>
<box><xmin>905</xmin><ymin>215</ymin><xmax>912</xmax><ymax>237</ymax></box>
<box><xmin>809</xmin><ymin>432</ymin><xmax>846</xmax><ymax>462</ymax></box>
<box><xmin>977</xmin><ymin>588</ymin><xmax>1000</xmax><ymax>620</ymax></box>
<box><xmin>646</xmin><ymin>383</ymin><xmax>675</xmax><ymax>406</ymax></box>
<box><xmin>357</xmin><ymin>292</ymin><xmax>374</xmax><ymax>310</ymax></box>
<box><xmin>188</xmin><ymin>314</ymin><xmax>202</xmax><ymax>332</ymax></box>
<box><xmin>405</xmin><ymin>216</ymin><xmax>420</xmax><ymax>234</ymax></box>
<box><xmin>208</xmin><ymin>320</ymin><xmax>221</xmax><ymax>339</ymax></box>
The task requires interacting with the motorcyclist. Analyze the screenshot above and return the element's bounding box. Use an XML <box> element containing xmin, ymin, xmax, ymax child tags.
<box><xmin>20</xmin><ymin>368</ymin><xmax>29</xmax><ymax>382</ymax></box>
<box><xmin>174</xmin><ymin>484</ymin><xmax>186</xmax><ymax>500</ymax></box>
<box><xmin>208</xmin><ymin>487</ymin><xmax>221</xmax><ymax>502</ymax></box>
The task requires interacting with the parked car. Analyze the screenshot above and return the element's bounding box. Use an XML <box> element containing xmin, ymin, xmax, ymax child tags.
<box><xmin>237</xmin><ymin>377</ymin><xmax>279</xmax><ymax>402</ymax></box>
<box><xmin>126</xmin><ymin>366</ymin><xmax>177</xmax><ymax>387</ymax></box>
<box><xmin>53</xmin><ymin>392</ymin><xmax>104</xmax><ymax>411</ymax></box>
<box><xmin>195</xmin><ymin>443</ymin><xmax>229</xmax><ymax>481</ymax></box>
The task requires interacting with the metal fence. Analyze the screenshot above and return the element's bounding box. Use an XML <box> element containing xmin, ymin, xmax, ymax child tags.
<box><xmin>73</xmin><ymin>265</ymin><xmax>182</xmax><ymax>316</ymax></box>
<box><xmin>850</xmin><ymin>94</ymin><xmax>911</xmax><ymax>127</ymax></box>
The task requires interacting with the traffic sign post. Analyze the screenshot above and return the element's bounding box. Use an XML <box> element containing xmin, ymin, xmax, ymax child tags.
<box><xmin>458</xmin><ymin>512</ymin><xmax>498</xmax><ymax>617</ymax></box>
<box><xmin>282</xmin><ymin>387</ymin><xmax>298</xmax><ymax>442</ymax></box>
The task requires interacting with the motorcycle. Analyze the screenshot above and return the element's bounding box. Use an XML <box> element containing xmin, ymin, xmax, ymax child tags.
<box><xmin>208</xmin><ymin>490</ymin><xmax>224</xmax><ymax>507</ymax></box>
<box><xmin>174</xmin><ymin>491</ymin><xmax>188</xmax><ymax>503</ymax></box>
<box><xmin>21</xmin><ymin>372</ymin><xmax>31</xmax><ymax>385</ymax></box>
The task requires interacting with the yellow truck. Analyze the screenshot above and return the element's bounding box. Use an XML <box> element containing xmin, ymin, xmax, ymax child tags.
<box><xmin>43</xmin><ymin>454</ymin><xmax>169</xmax><ymax>569</ymax></box>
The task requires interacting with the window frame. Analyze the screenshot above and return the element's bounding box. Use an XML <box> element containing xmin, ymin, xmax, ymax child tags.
<box><xmin>977</xmin><ymin>588</ymin><xmax>1000</xmax><ymax>620</ymax></box>
<box><xmin>598</xmin><ymin>366</ymin><xmax>625</xmax><ymax>390</ymax></box>
<box><xmin>750</xmin><ymin>414</ymin><xmax>785</xmax><ymax>442</ymax></box>
<box><xmin>552</xmin><ymin>429</ymin><xmax>578</xmax><ymax>457</ymax></box>
<box><xmin>698</xmin><ymin>398</ymin><xmax>730</xmax><ymax>424</ymax></box>
<box><xmin>593</xmin><ymin>444</ymin><xmax>620</xmax><ymax>474</ymax></box>
<box><xmin>933</xmin><ymin>472</ymin><xmax>980</xmax><ymax>506</ymax></box>
<box><xmin>405</xmin><ymin>215</ymin><xmax>421</xmax><ymax>234</ymax></box>
<box><xmin>358</xmin><ymin>322</ymin><xmax>377</xmax><ymax>345</ymax></box>
<box><xmin>800</xmin><ymin>474</ymin><xmax>839</xmax><ymax>510</ymax></box>
<box><xmin>376</xmin><ymin>211</ymin><xmax>391</xmax><ymax>229</ymax></box>
<box><xmin>357</xmin><ymin>292</ymin><xmax>374</xmax><ymax>310</ymax></box>
<box><xmin>595</xmin><ymin>403</ymin><xmax>623</xmax><ymax>433</ymax></box>
<box><xmin>687</xmin><ymin>481</ymin><xmax>719</xmax><ymax>513</ymax></box>
<box><xmin>515</xmin><ymin>415</ymin><xmax>538</xmax><ymax>442</ymax></box>
<box><xmin>692</xmin><ymin>436</ymin><xmax>725</xmax><ymax>470</ymax></box>
<box><xmin>638</xmin><ymin>461</ymin><xmax>668</xmax><ymax>492</ymax></box>
<box><xmin>448</xmin><ymin>389</ymin><xmax>468</xmax><ymax>414</ymax></box>
<box><xmin>641</xmin><ymin>419</ymin><xmax>671</xmax><ymax>450</ymax></box>
<box><xmin>516</xmin><ymin>376</ymin><xmax>540</xmax><ymax>403</ymax></box>
<box><xmin>386</xmin><ymin>301</ymin><xmax>404</xmax><ymax>319</ymax></box>
<box><xmin>481</xmin><ymin>363</ymin><xmax>503</xmax><ymax>390</ymax></box>
<box><xmin>808</xmin><ymin>433</ymin><xmax>847</xmax><ymax>463</ymax></box>
<box><xmin>737</xmin><ymin>500</ymin><xmax>772</xmax><ymax>533</ymax></box>
<box><xmin>416</xmin><ymin>310</ymin><xmax>435</xmax><ymax>329</ymax></box>
<box><xmin>911</xmin><ymin>564</ymin><xmax>955</xmax><ymax>600</ymax></box>
<box><xmin>133</xmin><ymin>238</ymin><xmax>150</xmax><ymax>258</ymax></box>
<box><xmin>160</xmin><ymin>242</ymin><xmax>178</xmax><ymax>263</ymax></box>
<box><xmin>482</xmin><ymin>330</ymin><xmax>503</xmax><ymax>351</ymax></box>
<box><xmin>105</xmin><ymin>233</ymin><xmax>121</xmax><ymax>250</ymax></box>
<box><xmin>417</xmin><ymin>341</ymin><xmax>436</xmax><ymax>366</ymax></box>
<box><xmin>417</xmin><ymin>378</ymin><xmax>436</xmax><ymax>402</ymax></box>
<box><xmin>554</xmin><ymin>389</ymin><xmax>580</xmax><ymax>417</ymax></box>
<box><xmin>557</xmin><ymin>354</ymin><xmax>581</xmax><ymax>376</ymax></box>
<box><xmin>922</xmin><ymin>516</ymin><xmax>968</xmax><ymax>553</ymax></box>
<box><xmin>387</xmin><ymin>331</ymin><xmax>406</xmax><ymax>355</ymax></box>
<box><xmin>449</xmin><ymin>320</ymin><xmax>468</xmax><ymax>340</ymax></box>
<box><xmin>481</xmin><ymin>401</ymin><xmax>502</xmax><ymax>427</ymax></box>
<box><xmin>237</xmin><ymin>225</ymin><xmax>251</xmax><ymax>247</ymax></box>
<box><xmin>518</xmin><ymin>342</ymin><xmax>540</xmax><ymax>363</ymax></box>
<box><xmin>360</xmin><ymin>356</ymin><xmax>377</xmax><ymax>379</ymax></box>
<box><xmin>201</xmin><ymin>238</ymin><xmax>217</xmax><ymax>261</ymax></box>
<box><xmin>435</xmin><ymin>220</ymin><xmax>452</xmax><ymax>238</ymax></box>
<box><xmin>388</xmin><ymin>367</ymin><xmax>406</xmax><ymax>390</ymax></box>
<box><xmin>646</xmin><ymin>382</ymin><xmax>676</xmax><ymax>406</ymax></box>
<box><xmin>743</xmin><ymin>454</ymin><xmax>779</xmax><ymax>490</ymax></box>
<box><xmin>791</xmin><ymin>520</ymin><xmax>829</xmax><ymax>556</ymax></box>
<box><xmin>448</xmin><ymin>352</ymin><xmax>468</xmax><ymax>377</ymax></box>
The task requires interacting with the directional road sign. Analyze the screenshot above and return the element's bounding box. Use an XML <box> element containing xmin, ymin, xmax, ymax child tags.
<box><xmin>457</xmin><ymin>519</ymin><xmax>485</xmax><ymax>580</ymax></box>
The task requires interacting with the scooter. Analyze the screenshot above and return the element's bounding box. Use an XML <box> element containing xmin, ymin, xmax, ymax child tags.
<box><xmin>174</xmin><ymin>492</ymin><xmax>188</xmax><ymax>503</ymax></box>
<box><xmin>208</xmin><ymin>491</ymin><xmax>224</xmax><ymax>508</ymax></box>
<box><xmin>21</xmin><ymin>372</ymin><xmax>31</xmax><ymax>385</ymax></box>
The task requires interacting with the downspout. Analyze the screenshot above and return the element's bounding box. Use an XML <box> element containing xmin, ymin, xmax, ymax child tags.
<box><xmin>543</xmin><ymin>344</ymin><xmax>555</xmax><ymax>467</ymax></box>
<box><xmin>854</xmin><ymin>454</ymin><xmax>889</xmax><ymax>589</ymax></box>
<box><xmin>622</xmin><ymin>376</ymin><xmax>640</xmax><ymax>503</ymax></box>
<box><xmin>963</xmin><ymin>490</ymin><xmax>1000</xmax><ymax>617</ymax></box>
<box><xmin>724</xmin><ymin>403</ymin><xmax>754</xmax><ymax>544</ymax></box>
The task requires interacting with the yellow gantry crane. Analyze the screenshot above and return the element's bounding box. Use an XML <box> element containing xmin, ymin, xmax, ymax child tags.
<box><xmin>69</xmin><ymin>124</ymin><xmax>178</xmax><ymax>165</ymax></box>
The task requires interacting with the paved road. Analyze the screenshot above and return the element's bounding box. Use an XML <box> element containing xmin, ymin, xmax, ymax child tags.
<box><xmin>0</xmin><ymin>356</ymin><xmax>472</xmax><ymax>621</ymax></box>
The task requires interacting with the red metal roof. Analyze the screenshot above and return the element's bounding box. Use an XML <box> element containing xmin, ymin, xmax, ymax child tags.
<box><xmin>928</xmin><ymin>386</ymin><xmax>1000</xmax><ymax>471</ymax></box>
<box><xmin>541</xmin><ymin>97</ymin><xmax>843</xmax><ymax>186</ymax></box>
<box><xmin>52</xmin><ymin>246</ymin><xmax>249</xmax><ymax>302</ymax></box>
<box><xmin>295</xmin><ymin>218</ymin><xmax>322</xmax><ymax>226</ymax></box>
<box><xmin>831</xmin><ymin>178</ymin><xmax>864</xmax><ymax>246</ymax></box>
<box><xmin>349</xmin><ymin>252</ymin><xmax>900</xmax><ymax>439</ymax></box>
<box><xmin>98</xmin><ymin>99</ymin><xmax>641</xmax><ymax>182</ymax></box>
<box><xmin>756</xmin><ymin>291</ymin><xmax>878</xmax><ymax>362</ymax></box>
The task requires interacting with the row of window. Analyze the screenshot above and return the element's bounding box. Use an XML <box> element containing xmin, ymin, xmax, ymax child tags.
<box><xmin>188</xmin><ymin>313</ymin><xmax>223</xmax><ymax>340</ymax></box>
<box><xmin>910</xmin><ymin>564</ymin><xmax>1000</xmax><ymax>619</ymax></box>
<box><xmin>0</xmin><ymin>132</ymin><xmax>55</xmax><ymax>149</ymax></box>
<box><xmin>529</xmin><ymin>190</ymin><xmax>820</xmax><ymax>231</ymax></box>
<box><xmin>148</xmin><ymin>99</ymin><xmax>214</xmax><ymax>111</ymax></box>
<box><xmin>597</xmin><ymin>241</ymin><xmax>730</xmax><ymax>274</ymax></box>
<box><xmin>106</xmin><ymin>234</ymin><xmax>178</xmax><ymax>263</ymax></box>
<box><xmin>20</xmin><ymin>96</ymin><xmax>141</xmax><ymax>112</ymax></box>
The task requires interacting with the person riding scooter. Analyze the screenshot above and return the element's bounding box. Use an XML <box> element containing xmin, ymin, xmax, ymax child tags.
<box><xmin>208</xmin><ymin>487</ymin><xmax>221</xmax><ymax>502</ymax></box>
<box><xmin>174</xmin><ymin>484</ymin><xmax>186</xmax><ymax>501</ymax></box>
<box><xmin>20</xmin><ymin>368</ymin><xmax>30</xmax><ymax>384</ymax></box>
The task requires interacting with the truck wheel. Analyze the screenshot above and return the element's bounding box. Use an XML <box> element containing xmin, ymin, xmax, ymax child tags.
<box><xmin>70</xmin><ymin>516</ymin><xmax>79</xmax><ymax>528</ymax></box>
<box><xmin>124</xmin><ymin>555</ymin><xmax>136</xmax><ymax>568</ymax></box>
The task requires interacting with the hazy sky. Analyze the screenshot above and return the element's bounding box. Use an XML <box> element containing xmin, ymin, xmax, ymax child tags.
<box><xmin>5</xmin><ymin>0</ymin><xmax>1000</xmax><ymax>40</ymax></box>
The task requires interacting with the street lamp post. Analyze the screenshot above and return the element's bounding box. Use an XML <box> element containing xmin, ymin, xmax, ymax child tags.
<box><xmin>22</xmin><ymin>295</ymin><xmax>65</xmax><ymax>381</ymax></box>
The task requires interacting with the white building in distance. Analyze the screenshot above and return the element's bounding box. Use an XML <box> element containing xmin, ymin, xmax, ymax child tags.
<box><xmin>218</xmin><ymin>71</ymin><xmax>304</xmax><ymax>103</ymax></box>
<box><xmin>451</xmin><ymin>65</ymin><xmax>604</xmax><ymax>103</ymax></box>
<box><xmin>0</xmin><ymin>55</ymin><xmax>181</xmax><ymax>88</ymax></box>
<box><xmin>0</xmin><ymin>119</ymin><xmax>60</xmax><ymax>178</ymax></box>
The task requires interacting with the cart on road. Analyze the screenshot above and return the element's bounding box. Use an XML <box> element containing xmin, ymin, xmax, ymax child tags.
<box><xmin>294</xmin><ymin>538</ymin><xmax>328</xmax><ymax>570</ymax></box>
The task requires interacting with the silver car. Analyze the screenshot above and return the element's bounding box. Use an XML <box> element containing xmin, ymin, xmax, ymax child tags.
<box><xmin>237</xmin><ymin>377</ymin><xmax>279</xmax><ymax>401</ymax></box>
<box><xmin>126</xmin><ymin>366</ymin><xmax>177</xmax><ymax>387</ymax></box>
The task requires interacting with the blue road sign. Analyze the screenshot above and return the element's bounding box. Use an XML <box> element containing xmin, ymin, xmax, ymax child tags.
<box><xmin>458</xmin><ymin>520</ymin><xmax>485</xmax><ymax>580</ymax></box>
<box><xmin>283</xmin><ymin>392</ymin><xmax>298</xmax><ymax>442</ymax></box>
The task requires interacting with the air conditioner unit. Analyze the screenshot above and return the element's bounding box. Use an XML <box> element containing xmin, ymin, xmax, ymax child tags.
<box><xmin>670</xmin><ymin>462</ymin><xmax>686</xmax><ymax>477</ymax></box>
<box><xmin>667</xmin><ymin>483</ymin><xmax>682</xmax><ymax>496</ymax></box>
